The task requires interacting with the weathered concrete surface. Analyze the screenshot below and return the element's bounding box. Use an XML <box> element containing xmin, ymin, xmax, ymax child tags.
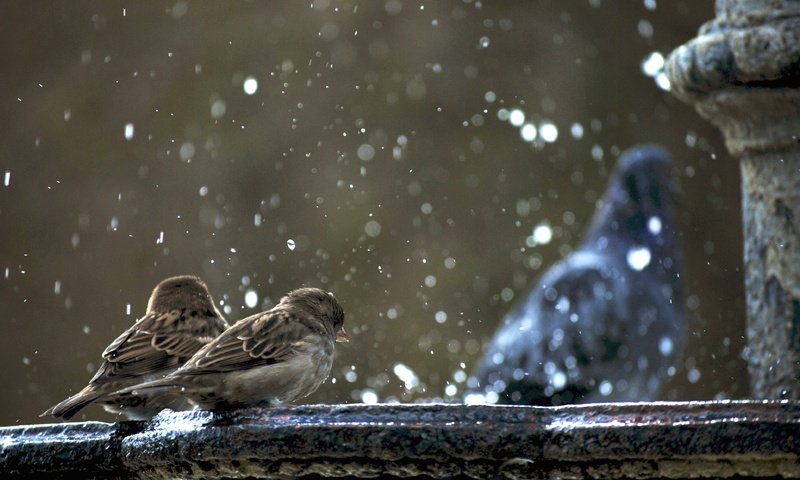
<box><xmin>2</xmin><ymin>402</ymin><xmax>800</xmax><ymax>479</ymax></box>
<box><xmin>665</xmin><ymin>0</ymin><xmax>800</xmax><ymax>399</ymax></box>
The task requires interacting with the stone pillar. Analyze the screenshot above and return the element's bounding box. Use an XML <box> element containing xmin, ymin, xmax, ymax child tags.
<box><xmin>665</xmin><ymin>0</ymin><xmax>800</xmax><ymax>399</ymax></box>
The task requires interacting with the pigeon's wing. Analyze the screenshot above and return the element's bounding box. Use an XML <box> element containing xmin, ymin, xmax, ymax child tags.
<box><xmin>92</xmin><ymin>309</ymin><xmax>223</xmax><ymax>382</ymax></box>
<box><xmin>179</xmin><ymin>308</ymin><xmax>315</xmax><ymax>375</ymax></box>
<box><xmin>481</xmin><ymin>251</ymin><xmax>631</xmax><ymax>403</ymax></box>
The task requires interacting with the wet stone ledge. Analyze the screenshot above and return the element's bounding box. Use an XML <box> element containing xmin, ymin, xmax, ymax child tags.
<box><xmin>2</xmin><ymin>401</ymin><xmax>799</xmax><ymax>479</ymax></box>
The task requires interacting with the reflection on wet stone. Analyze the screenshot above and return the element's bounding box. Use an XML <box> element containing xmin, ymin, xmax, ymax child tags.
<box><xmin>3</xmin><ymin>402</ymin><xmax>800</xmax><ymax>479</ymax></box>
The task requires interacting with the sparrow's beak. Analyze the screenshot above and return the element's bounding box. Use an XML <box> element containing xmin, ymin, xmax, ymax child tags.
<box><xmin>336</xmin><ymin>326</ymin><xmax>350</xmax><ymax>343</ymax></box>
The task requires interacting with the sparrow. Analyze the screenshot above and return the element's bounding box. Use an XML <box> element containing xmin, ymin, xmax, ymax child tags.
<box><xmin>115</xmin><ymin>287</ymin><xmax>349</xmax><ymax>411</ymax></box>
<box><xmin>473</xmin><ymin>145</ymin><xmax>685</xmax><ymax>405</ymax></box>
<box><xmin>42</xmin><ymin>275</ymin><xmax>229</xmax><ymax>420</ymax></box>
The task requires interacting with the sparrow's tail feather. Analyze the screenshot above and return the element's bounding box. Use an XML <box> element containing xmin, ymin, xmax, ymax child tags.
<box><xmin>41</xmin><ymin>388</ymin><xmax>103</xmax><ymax>420</ymax></box>
<box><xmin>113</xmin><ymin>379</ymin><xmax>184</xmax><ymax>399</ymax></box>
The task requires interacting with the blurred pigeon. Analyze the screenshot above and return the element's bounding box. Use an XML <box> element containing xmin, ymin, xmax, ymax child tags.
<box><xmin>472</xmin><ymin>145</ymin><xmax>684</xmax><ymax>405</ymax></box>
<box><xmin>43</xmin><ymin>275</ymin><xmax>229</xmax><ymax>420</ymax></box>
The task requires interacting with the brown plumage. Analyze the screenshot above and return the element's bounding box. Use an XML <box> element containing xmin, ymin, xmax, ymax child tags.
<box><xmin>42</xmin><ymin>275</ymin><xmax>228</xmax><ymax>420</ymax></box>
<box><xmin>115</xmin><ymin>287</ymin><xmax>348</xmax><ymax>411</ymax></box>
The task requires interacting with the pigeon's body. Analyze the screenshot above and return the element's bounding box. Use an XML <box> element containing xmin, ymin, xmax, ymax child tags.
<box><xmin>474</xmin><ymin>145</ymin><xmax>684</xmax><ymax>405</ymax></box>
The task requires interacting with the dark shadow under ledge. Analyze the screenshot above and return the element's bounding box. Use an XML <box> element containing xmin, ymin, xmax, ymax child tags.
<box><xmin>2</xmin><ymin>401</ymin><xmax>799</xmax><ymax>479</ymax></box>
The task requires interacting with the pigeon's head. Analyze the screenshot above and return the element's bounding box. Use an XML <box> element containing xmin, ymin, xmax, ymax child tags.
<box><xmin>586</xmin><ymin>145</ymin><xmax>680</xmax><ymax>250</ymax></box>
<box><xmin>613</xmin><ymin>145</ymin><xmax>677</xmax><ymax>215</ymax></box>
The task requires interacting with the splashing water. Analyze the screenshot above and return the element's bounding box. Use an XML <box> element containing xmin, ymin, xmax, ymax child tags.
<box><xmin>626</xmin><ymin>246</ymin><xmax>652</xmax><ymax>271</ymax></box>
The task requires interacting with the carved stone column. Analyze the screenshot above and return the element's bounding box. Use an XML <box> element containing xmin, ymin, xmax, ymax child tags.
<box><xmin>665</xmin><ymin>0</ymin><xmax>800</xmax><ymax>398</ymax></box>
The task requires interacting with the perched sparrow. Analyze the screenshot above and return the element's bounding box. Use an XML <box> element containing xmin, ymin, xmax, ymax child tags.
<box><xmin>116</xmin><ymin>287</ymin><xmax>348</xmax><ymax>411</ymax></box>
<box><xmin>473</xmin><ymin>145</ymin><xmax>684</xmax><ymax>405</ymax></box>
<box><xmin>42</xmin><ymin>275</ymin><xmax>228</xmax><ymax>420</ymax></box>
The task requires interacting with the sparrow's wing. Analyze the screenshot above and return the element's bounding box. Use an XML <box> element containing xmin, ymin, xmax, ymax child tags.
<box><xmin>182</xmin><ymin>308</ymin><xmax>315</xmax><ymax>375</ymax></box>
<box><xmin>92</xmin><ymin>310</ymin><xmax>222</xmax><ymax>382</ymax></box>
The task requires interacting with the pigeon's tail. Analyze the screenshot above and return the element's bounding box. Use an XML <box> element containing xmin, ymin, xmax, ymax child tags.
<box><xmin>41</xmin><ymin>387</ymin><xmax>103</xmax><ymax>420</ymax></box>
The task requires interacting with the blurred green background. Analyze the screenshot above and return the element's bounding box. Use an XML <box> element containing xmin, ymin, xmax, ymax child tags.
<box><xmin>0</xmin><ymin>0</ymin><xmax>746</xmax><ymax>425</ymax></box>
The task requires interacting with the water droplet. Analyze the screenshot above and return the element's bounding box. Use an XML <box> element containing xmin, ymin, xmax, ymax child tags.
<box><xmin>491</xmin><ymin>352</ymin><xmax>505</xmax><ymax>365</ymax></box>
<box><xmin>641</xmin><ymin>51</ymin><xmax>664</xmax><ymax>77</ymax></box>
<box><xmin>287</xmin><ymin>239</ymin><xmax>296</xmax><ymax>250</ymax></box>
<box><xmin>626</xmin><ymin>246</ymin><xmax>652</xmax><ymax>271</ymax></box>
<box><xmin>393</xmin><ymin>363</ymin><xmax>419</xmax><ymax>390</ymax></box>
<box><xmin>532</xmin><ymin>224</ymin><xmax>553</xmax><ymax>245</ymax></box>
<box><xmin>179</xmin><ymin>142</ymin><xmax>195</xmax><ymax>162</ymax></box>
<box><xmin>479</xmin><ymin>36</ymin><xmax>490</xmax><ymax>48</ymax></box>
<box><xmin>361</xmin><ymin>389</ymin><xmax>378</xmax><ymax>404</ymax></box>
<box><xmin>570</xmin><ymin>122</ymin><xmax>584</xmax><ymax>140</ymax></box>
<box><xmin>385</xmin><ymin>0</ymin><xmax>402</xmax><ymax>15</ymax></box>
<box><xmin>654</xmin><ymin>72</ymin><xmax>671</xmax><ymax>91</ymax></box>
<box><xmin>124</xmin><ymin>123</ymin><xmax>135</xmax><ymax>140</ymax></box>
<box><xmin>539</xmin><ymin>122</ymin><xmax>559</xmax><ymax>143</ymax></box>
<box><xmin>637</xmin><ymin>19</ymin><xmax>654</xmax><ymax>39</ymax></box>
<box><xmin>555</xmin><ymin>296</ymin><xmax>570</xmax><ymax>313</ymax></box>
<box><xmin>244</xmin><ymin>290</ymin><xmax>258</xmax><ymax>308</ymax></box>
<box><xmin>599</xmin><ymin>380</ymin><xmax>613</xmax><ymax>396</ymax></box>
<box><xmin>463</xmin><ymin>392</ymin><xmax>487</xmax><ymax>405</ymax></box>
<box><xmin>500</xmin><ymin>287</ymin><xmax>514</xmax><ymax>302</ymax></box>
<box><xmin>210</xmin><ymin>99</ymin><xmax>226</xmax><ymax>119</ymax></box>
<box><xmin>508</xmin><ymin>109</ymin><xmax>525</xmax><ymax>127</ymax></box>
<box><xmin>520</xmin><ymin>123</ymin><xmax>537</xmax><ymax>142</ymax></box>
<box><xmin>364</xmin><ymin>220</ymin><xmax>381</xmax><ymax>237</ymax></box>
<box><xmin>659</xmin><ymin>336</ymin><xmax>674</xmax><ymax>356</ymax></box>
<box><xmin>591</xmin><ymin>144</ymin><xmax>604</xmax><ymax>161</ymax></box>
<box><xmin>357</xmin><ymin>144</ymin><xmax>376</xmax><ymax>161</ymax></box>
<box><xmin>243</xmin><ymin>76</ymin><xmax>258</xmax><ymax>95</ymax></box>
<box><xmin>552</xmin><ymin>371</ymin><xmax>567</xmax><ymax>389</ymax></box>
<box><xmin>648</xmin><ymin>216</ymin><xmax>662</xmax><ymax>235</ymax></box>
